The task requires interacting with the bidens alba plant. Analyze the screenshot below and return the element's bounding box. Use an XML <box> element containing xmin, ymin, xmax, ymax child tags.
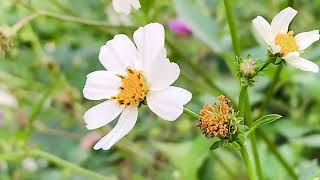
<box><xmin>253</xmin><ymin>7</ymin><xmax>320</xmax><ymax>73</ymax></box>
<box><xmin>83</xmin><ymin>23</ymin><xmax>192</xmax><ymax>150</ymax></box>
<box><xmin>112</xmin><ymin>0</ymin><xmax>141</xmax><ymax>14</ymax></box>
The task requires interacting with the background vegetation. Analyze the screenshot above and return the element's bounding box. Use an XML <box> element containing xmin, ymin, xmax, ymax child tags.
<box><xmin>0</xmin><ymin>0</ymin><xmax>319</xmax><ymax>179</ymax></box>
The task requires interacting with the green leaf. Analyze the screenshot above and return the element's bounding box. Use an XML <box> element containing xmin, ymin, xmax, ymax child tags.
<box><xmin>210</xmin><ymin>141</ymin><xmax>220</xmax><ymax>150</ymax></box>
<box><xmin>153</xmin><ymin>136</ymin><xmax>211</xmax><ymax>180</ymax></box>
<box><xmin>174</xmin><ymin>0</ymin><xmax>224</xmax><ymax>53</ymax></box>
<box><xmin>247</xmin><ymin>114</ymin><xmax>282</xmax><ymax>135</ymax></box>
<box><xmin>173</xmin><ymin>0</ymin><xmax>237</xmax><ymax>77</ymax></box>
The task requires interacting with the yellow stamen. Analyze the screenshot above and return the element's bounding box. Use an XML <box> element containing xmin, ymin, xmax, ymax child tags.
<box><xmin>113</xmin><ymin>68</ymin><xmax>148</xmax><ymax>106</ymax></box>
<box><xmin>275</xmin><ymin>31</ymin><xmax>299</xmax><ymax>56</ymax></box>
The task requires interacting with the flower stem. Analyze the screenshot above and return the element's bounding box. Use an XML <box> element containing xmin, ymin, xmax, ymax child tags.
<box><xmin>258</xmin><ymin>61</ymin><xmax>271</xmax><ymax>72</ymax></box>
<box><xmin>239</xmin><ymin>86</ymin><xmax>263</xmax><ymax>180</ymax></box>
<box><xmin>239</xmin><ymin>143</ymin><xmax>256</xmax><ymax>180</ymax></box>
<box><xmin>259</xmin><ymin>130</ymin><xmax>298</xmax><ymax>179</ymax></box>
<box><xmin>224</xmin><ymin>0</ymin><xmax>241</xmax><ymax>56</ymax></box>
<box><xmin>26</xmin><ymin>87</ymin><xmax>55</xmax><ymax>137</ymax></box>
<box><xmin>29</xmin><ymin>149</ymin><xmax>115</xmax><ymax>180</ymax></box>
<box><xmin>224</xmin><ymin>0</ymin><xmax>263</xmax><ymax>177</ymax></box>
<box><xmin>183</xmin><ymin>108</ymin><xmax>200</xmax><ymax>119</ymax></box>
<box><xmin>10</xmin><ymin>14</ymin><xmax>39</xmax><ymax>35</ymax></box>
<box><xmin>257</xmin><ymin>65</ymin><xmax>298</xmax><ymax>179</ymax></box>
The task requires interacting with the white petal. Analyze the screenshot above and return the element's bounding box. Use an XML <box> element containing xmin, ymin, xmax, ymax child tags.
<box><xmin>271</xmin><ymin>7</ymin><xmax>297</xmax><ymax>35</ymax></box>
<box><xmin>144</xmin><ymin>48</ymin><xmax>180</xmax><ymax>91</ymax></box>
<box><xmin>94</xmin><ymin>106</ymin><xmax>138</xmax><ymax>150</ymax></box>
<box><xmin>252</xmin><ymin>16</ymin><xmax>274</xmax><ymax>44</ymax></box>
<box><xmin>295</xmin><ymin>30</ymin><xmax>320</xmax><ymax>51</ymax></box>
<box><xmin>112</xmin><ymin>0</ymin><xmax>131</xmax><ymax>15</ymax></box>
<box><xmin>0</xmin><ymin>91</ymin><xmax>18</xmax><ymax>108</ymax></box>
<box><xmin>133</xmin><ymin>23</ymin><xmax>165</xmax><ymax>72</ymax></box>
<box><xmin>84</xmin><ymin>100</ymin><xmax>124</xmax><ymax>130</ymax></box>
<box><xmin>83</xmin><ymin>71</ymin><xmax>121</xmax><ymax>100</ymax></box>
<box><xmin>270</xmin><ymin>43</ymin><xmax>281</xmax><ymax>54</ymax></box>
<box><xmin>131</xmin><ymin>0</ymin><xmax>141</xmax><ymax>10</ymax></box>
<box><xmin>147</xmin><ymin>86</ymin><xmax>192</xmax><ymax>121</ymax></box>
<box><xmin>99</xmin><ymin>34</ymin><xmax>139</xmax><ymax>74</ymax></box>
<box><xmin>284</xmin><ymin>54</ymin><xmax>319</xmax><ymax>73</ymax></box>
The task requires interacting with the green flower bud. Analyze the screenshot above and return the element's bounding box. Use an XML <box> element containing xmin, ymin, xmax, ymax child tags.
<box><xmin>240</xmin><ymin>58</ymin><xmax>257</xmax><ymax>79</ymax></box>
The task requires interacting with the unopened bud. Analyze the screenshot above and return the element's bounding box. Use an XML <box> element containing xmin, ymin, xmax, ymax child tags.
<box><xmin>240</xmin><ymin>58</ymin><xmax>257</xmax><ymax>79</ymax></box>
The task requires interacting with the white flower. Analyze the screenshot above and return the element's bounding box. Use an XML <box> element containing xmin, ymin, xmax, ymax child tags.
<box><xmin>0</xmin><ymin>90</ymin><xmax>18</xmax><ymax>108</ymax></box>
<box><xmin>112</xmin><ymin>0</ymin><xmax>141</xmax><ymax>15</ymax></box>
<box><xmin>252</xmin><ymin>7</ymin><xmax>320</xmax><ymax>73</ymax></box>
<box><xmin>83</xmin><ymin>23</ymin><xmax>192</xmax><ymax>150</ymax></box>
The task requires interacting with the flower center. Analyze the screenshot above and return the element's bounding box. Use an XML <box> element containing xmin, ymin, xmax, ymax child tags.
<box><xmin>113</xmin><ymin>68</ymin><xmax>148</xmax><ymax>106</ymax></box>
<box><xmin>274</xmin><ymin>31</ymin><xmax>299</xmax><ymax>56</ymax></box>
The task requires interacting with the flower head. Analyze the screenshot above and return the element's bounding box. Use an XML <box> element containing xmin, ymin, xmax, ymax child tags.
<box><xmin>112</xmin><ymin>0</ymin><xmax>141</xmax><ymax>15</ymax></box>
<box><xmin>169</xmin><ymin>19</ymin><xmax>192</xmax><ymax>37</ymax></box>
<box><xmin>83</xmin><ymin>23</ymin><xmax>192</xmax><ymax>150</ymax></box>
<box><xmin>252</xmin><ymin>7</ymin><xmax>320</xmax><ymax>73</ymax></box>
<box><xmin>198</xmin><ymin>95</ymin><xmax>236</xmax><ymax>138</ymax></box>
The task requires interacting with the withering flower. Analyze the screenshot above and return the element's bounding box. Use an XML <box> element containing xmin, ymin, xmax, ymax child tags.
<box><xmin>198</xmin><ymin>95</ymin><xmax>237</xmax><ymax>139</ymax></box>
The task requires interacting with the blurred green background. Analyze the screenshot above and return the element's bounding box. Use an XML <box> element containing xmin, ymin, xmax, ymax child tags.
<box><xmin>0</xmin><ymin>0</ymin><xmax>319</xmax><ymax>179</ymax></box>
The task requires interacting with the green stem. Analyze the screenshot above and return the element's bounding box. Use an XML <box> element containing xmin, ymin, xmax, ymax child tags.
<box><xmin>29</xmin><ymin>149</ymin><xmax>115</xmax><ymax>180</ymax></box>
<box><xmin>258</xmin><ymin>61</ymin><xmax>271</xmax><ymax>72</ymax></box>
<box><xmin>260</xmin><ymin>65</ymin><xmax>282</xmax><ymax>114</ymax></box>
<box><xmin>211</xmin><ymin>152</ymin><xmax>237</xmax><ymax>179</ymax></box>
<box><xmin>0</xmin><ymin>149</ymin><xmax>114</xmax><ymax>180</ymax></box>
<box><xmin>26</xmin><ymin>87</ymin><xmax>55</xmax><ymax>137</ymax></box>
<box><xmin>258</xmin><ymin>65</ymin><xmax>298</xmax><ymax>179</ymax></box>
<box><xmin>259</xmin><ymin>130</ymin><xmax>298</xmax><ymax>180</ymax></box>
<box><xmin>224</xmin><ymin>1</ymin><xmax>262</xmax><ymax>177</ymax></box>
<box><xmin>242</xmin><ymin>87</ymin><xmax>263</xmax><ymax>180</ymax></box>
<box><xmin>183</xmin><ymin>108</ymin><xmax>200</xmax><ymax>119</ymax></box>
<box><xmin>239</xmin><ymin>143</ymin><xmax>256</xmax><ymax>180</ymax></box>
<box><xmin>224</xmin><ymin>0</ymin><xmax>241</xmax><ymax>56</ymax></box>
<box><xmin>10</xmin><ymin>14</ymin><xmax>39</xmax><ymax>35</ymax></box>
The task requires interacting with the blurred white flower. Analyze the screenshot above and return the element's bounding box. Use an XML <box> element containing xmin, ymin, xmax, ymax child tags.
<box><xmin>83</xmin><ymin>23</ymin><xmax>192</xmax><ymax>150</ymax></box>
<box><xmin>22</xmin><ymin>158</ymin><xmax>38</xmax><ymax>172</ymax></box>
<box><xmin>112</xmin><ymin>0</ymin><xmax>141</xmax><ymax>15</ymax></box>
<box><xmin>252</xmin><ymin>7</ymin><xmax>320</xmax><ymax>73</ymax></box>
<box><xmin>0</xmin><ymin>90</ymin><xmax>18</xmax><ymax>108</ymax></box>
<box><xmin>0</xmin><ymin>161</ymin><xmax>8</xmax><ymax>171</ymax></box>
<box><xmin>106</xmin><ymin>6</ymin><xmax>132</xmax><ymax>26</ymax></box>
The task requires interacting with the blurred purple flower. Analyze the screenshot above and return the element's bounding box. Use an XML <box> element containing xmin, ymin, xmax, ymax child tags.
<box><xmin>169</xmin><ymin>19</ymin><xmax>192</xmax><ymax>37</ymax></box>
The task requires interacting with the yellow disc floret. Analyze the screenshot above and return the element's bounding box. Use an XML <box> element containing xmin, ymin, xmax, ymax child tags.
<box><xmin>114</xmin><ymin>68</ymin><xmax>148</xmax><ymax>106</ymax></box>
<box><xmin>275</xmin><ymin>31</ymin><xmax>299</xmax><ymax>56</ymax></box>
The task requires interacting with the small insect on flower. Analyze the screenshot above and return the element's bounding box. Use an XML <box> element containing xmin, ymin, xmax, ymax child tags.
<box><xmin>198</xmin><ymin>95</ymin><xmax>237</xmax><ymax>139</ymax></box>
<box><xmin>252</xmin><ymin>7</ymin><xmax>320</xmax><ymax>73</ymax></box>
<box><xmin>112</xmin><ymin>0</ymin><xmax>141</xmax><ymax>15</ymax></box>
<box><xmin>83</xmin><ymin>23</ymin><xmax>192</xmax><ymax>150</ymax></box>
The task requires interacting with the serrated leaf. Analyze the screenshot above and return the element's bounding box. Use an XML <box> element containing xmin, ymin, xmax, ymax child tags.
<box><xmin>247</xmin><ymin>114</ymin><xmax>282</xmax><ymax>135</ymax></box>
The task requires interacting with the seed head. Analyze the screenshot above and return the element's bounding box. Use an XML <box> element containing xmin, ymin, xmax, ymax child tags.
<box><xmin>198</xmin><ymin>95</ymin><xmax>236</xmax><ymax>138</ymax></box>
